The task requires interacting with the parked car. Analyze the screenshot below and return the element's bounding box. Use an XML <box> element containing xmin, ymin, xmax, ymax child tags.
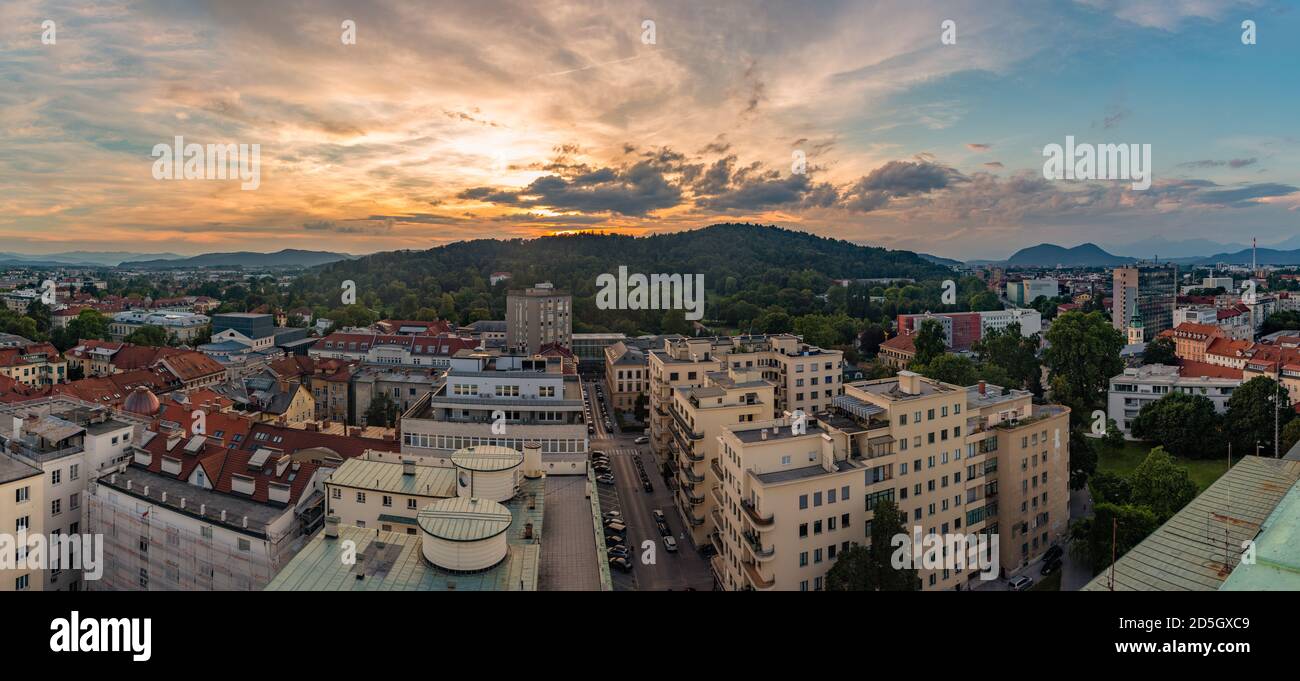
<box><xmin>605</xmin><ymin>534</ymin><xmax>625</xmax><ymax>547</ymax></box>
<box><xmin>597</xmin><ymin>474</ymin><xmax>615</xmax><ymax>485</ymax></box>
<box><xmin>609</xmin><ymin>557</ymin><xmax>633</xmax><ymax>572</ymax></box>
<box><xmin>651</xmin><ymin>509</ymin><xmax>666</xmax><ymax>523</ymax></box>
<box><xmin>607</xmin><ymin>547</ymin><xmax>630</xmax><ymax>560</ymax></box>
<box><xmin>604</xmin><ymin>521</ymin><xmax>627</xmax><ymax>535</ymax></box>
<box><xmin>1043</xmin><ymin>545</ymin><xmax>1064</xmax><ymax>563</ymax></box>
<box><xmin>634</xmin><ymin>436</ymin><xmax>650</xmax><ymax>445</ymax></box>
<box><xmin>602</xmin><ymin>511</ymin><xmax>622</xmax><ymax>521</ymax></box>
<box><xmin>663</xmin><ymin>536</ymin><xmax>678</xmax><ymax>552</ymax></box>
<box><xmin>657</xmin><ymin>522</ymin><xmax>671</xmax><ymax>537</ymax></box>
<box><xmin>642</xmin><ymin>481</ymin><xmax>654</xmax><ymax>493</ymax></box>
<box><xmin>1040</xmin><ymin>558</ymin><xmax>1063</xmax><ymax>576</ymax></box>
<box><xmin>1009</xmin><ymin>575</ymin><xmax>1034</xmax><ymax>591</ymax></box>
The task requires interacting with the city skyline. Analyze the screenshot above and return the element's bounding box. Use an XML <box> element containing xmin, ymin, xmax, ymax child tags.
<box><xmin>3</xmin><ymin>0</ymin><xmax>1298</xmax><ymax>260</ymax></box>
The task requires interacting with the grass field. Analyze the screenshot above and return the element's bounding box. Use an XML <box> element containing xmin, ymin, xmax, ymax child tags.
<box><xmin>1094</xmin><ymin>439</ymin><xmax>1235</xmax><ymax>492</ymax></box>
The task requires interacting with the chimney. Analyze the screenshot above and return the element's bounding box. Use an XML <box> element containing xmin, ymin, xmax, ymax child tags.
<box><xmin>402</xmin><ymin>459</ymin><xmax>416</xmax><ymax>476</ymax></box>
<box><xmin>324</xmin><ymin>515</ymin><xmax>340</xmax><ymax>539</ymax></box>
<box><xmin>978</xmin><ymin>380</ymin><xmax>986</xmax><ymax>396</ymax></box>
<box><xmin>220</xmin><ymin>509</ymin><xmax>227</xmax><ymax>522</ymax></box>
<box><xmin>180</xmin><ymin>497</ymin><xmax>186</xmax><ymax>509</ymax></box>
<box><xmin>242</xmin><ymin>516</ymin><xmax>248</xmax><ymax>529</ymax></box>
<box><xmin>199</xmin><ymin>503</ymin><xmax>206</xmax><ymax>516</ymax></box>
<box><xmin>160</xmin><ymin>491</ymin><xmax>167</xmax><ymax>503</ymax></box>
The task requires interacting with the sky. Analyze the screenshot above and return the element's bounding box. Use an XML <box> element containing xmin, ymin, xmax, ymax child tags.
<box><xmin>1</xmin><ymin>0</ymin><xmax>1298</xmax><ymax>260</ymax></box>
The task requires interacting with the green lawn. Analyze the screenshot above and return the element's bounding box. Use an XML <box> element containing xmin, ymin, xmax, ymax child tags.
<box><xmin>1095</xmin><ymin>439</ymin><xmax>1235</xmax><ymax>492</ymax></box>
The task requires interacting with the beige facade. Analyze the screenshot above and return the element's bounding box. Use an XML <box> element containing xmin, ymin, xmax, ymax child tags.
<box><xmin>708</xmin><ymin>371</ymin><xmax>1070</xmax><ymax>591</ymax></box>
<box><xmin>604</xmin><ymin>341</ymin><xmax>647</xmax><ymax>412</ymax></box>
<box><xmin>648</xmin><ymin>334</ymin><xmax>843</xmax><ymax>461</ymax></box>
<box><xmin>667</xmin><ymin>367</ymin><xmax>775</xmax><ymax>547</ymax></box>
<box><xmin>0</xmin><ymin>457</ymin><xmax>45</xmax><ymax>592</ymax></box>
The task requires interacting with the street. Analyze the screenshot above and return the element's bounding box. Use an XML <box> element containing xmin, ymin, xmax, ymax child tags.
<box><xmin>585</xmin><ymin>379</ymin><xmax>714</xmax><ymax>591</ymax></box>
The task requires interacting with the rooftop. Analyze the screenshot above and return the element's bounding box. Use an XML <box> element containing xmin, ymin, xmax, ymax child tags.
<box><xmin>265</xmin><ymin>476</ymin><xmax>544</xmax><ymax>591</ymax></box>
<box><xmin>1219</xmin><ymin>478</ymin><xmax>1300</xmax><ymax>590</ymax></box>
<box><xmin>1082</xmin><ymin>456</ymin><xmax>1300</xmax><ymax>591</ymax></box>
<box><xmin>327</xmin><ymin>458</ymin><xmax>455</xmax><ymax>498</ymax></box>
<box><xmin>418</xmin><ymin>496</ymin><xmax>513</xmax><ymax>541</ymax></box>
<box><xmin>0</xmin><ymin>453</ymin><xmax>41</xmax><ymax>485</ymax></box>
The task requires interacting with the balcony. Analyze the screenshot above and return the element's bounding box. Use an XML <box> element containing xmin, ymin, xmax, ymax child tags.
<box><xmin>710</xmin><ymin>485</ymin><xmax>726</xmax><ymax>506</ymax></box>
<box><xmin>680</xmin><ymin>484</ymin><xmax>705</xmax><ymax>505</ymax></box>
<box><xmin>682</xmin><ymin>465</ymin><xmax>705</xmax><ymax>484</ymax></box>
<box><xmin>710</xmin><ymin>555</ymin><xmax>727</xmax><ymax>586</ymax></box>
<box><xmin>742</xmin><ymin>531</ymin><xmax>775</xmax><ymax>561</ymax></box>
<box><xmin>740</xmin><ymin>499</ymin><xmax>774</xmax><ymax>529</ymax></box>
<box><xmin>710</xmin><ymin>507</ymin><xmax>725</xmax><ymax>529</ymax></box>
<box><xmin>685</xmin><ymin>507</ymin><xmax>705</xmax><ymax>526</ymax></box>
<box><xmin>670</xmin><ymin>407</ymin><xmax>704</xmax><ymax>440</ymax></box>
<box><xmin>740</xmin><ymin>559</ymin><xmax>776</xmax><ymax>590</ymax></box>
<box><xmin>710</xmin><ymin>458</ymin><xmax>725</xmax><ymax>480</ymax></box>
<box><xmin>710</xmin><ymin>531</ymin><xmax>725</xmax><ymax>555</ymax></box>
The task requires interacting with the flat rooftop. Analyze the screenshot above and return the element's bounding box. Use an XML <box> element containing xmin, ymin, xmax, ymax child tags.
<box><xmin>0</xmin><ymin>453</ymin><xmax>41</xmax><ymax>485</ymax></box>
<box><xmin>327</xmin><ymin>458</ymin><xmax>456</xmax><ymax>498</ymax></box>
<box><xmin>99</xmin><ymin>465</ymin><xmax>286</xmax><ymax>536</ymax></box>
<box><xmin>265</xmin><ymin>476</ymin><xmax>545</xmax><ymax>591</ymax></box>
<box><xmin>752</xmin><ymin>459</ymin><xmax>862</xmax><ymax>485</ymax></box>
<box><xmin>732</xmin><ymin>423</ymin><xmax>825</xmax><ymax>444</ymax></box>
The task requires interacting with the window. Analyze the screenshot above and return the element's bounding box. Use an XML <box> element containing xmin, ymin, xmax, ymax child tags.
<box><xmin>799</xmin><ymin>551</ymin><xmax>808</xmax><ymax>567</ymax></box>
<box><xmin>238</xmin><ymin>538</ymin><xmax>251</xmax><ymax>552</ymax></box>
<box><xmin>841</xmin><ymin>485</ymin><xmax>850</xmax><ymax>501</ymax></box>
<box><xmin>51</xmin><ymin>499</ymin><xmax>62</xmax><ymax>516</ymax></box>
<box><xmin>356</xmin><ymin>492</ymin><xmax>366</xmax><ymax>503</ymax></box>
<box><xmin>15</xmin><ymin>486</ymin><xmax>28</xmax><ymax>503</ymax></box>
<box><xmin>51</xmin><ymin>469</ymin><xmax>61</xmax><ymax>485</ymax></box>
<box><xmin>799</xmin><ymin>523</ymin><xmax>808</xmax><ymax>538</ymax></box>
<box><xmin>70</xmin><ymin>464</ymin><xmax>79</xmax><ymax>480</ymax></box>
<box><xmin>70</xmin><ymin>493</ymin><xmax>79</xmax><ymax>510</ymax></box>
<box><xmin>382</xmin><ymin>495</ymin><xmax>393</xmax><ymax>507</ymax></box>
<box><xmin>331</xmin><ymin>488</ymin><xmax>341</xmax><ymax>499</ymax></box>
<box><xmin>813</xmin><ymin>520</ymin><xmax>823</xmax><ymax>534</ymax></box>
<box><xmin>408</xmin><ymin>499</ymin><xmax>418</xmax><ymax>510</ymax></box>
<box><xmin>15</xmin><ymin>575</ymin><xmax>29</xmax><ymax>591</ymax></box>
<box><xmin>813</xmin><ymin>492</ymin><xmax>823</xmax><ymax>507</ymax></box>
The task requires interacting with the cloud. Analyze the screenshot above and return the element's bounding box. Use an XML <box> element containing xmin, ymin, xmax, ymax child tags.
<box><xmin>1178</xmin><ymin>158</ymin><xmax>1258</xmax><ymax>169</ymax></box>
<box><xmin>966</xmin><ymin>143</ymin><xmax>992</xmax><ymax>151</ymax></box>
<box><xmin>983</xmin><ymin>161</ymin><xmax>1005</xmax><ymax>168</ymax></box>
<box><xmin>1195</xmin><ymin>183</ymin><xmax>1299</xmax><ymax>207</ymax></box>
<box><xmin>459</xmin><ymin>160</ymin><xmax>683</xmax><ymax>216</ymax></box>
<box><xmin>840</xmin><ymin>160</ymin><xmax>963</xmax><ymax>212</ymax></box>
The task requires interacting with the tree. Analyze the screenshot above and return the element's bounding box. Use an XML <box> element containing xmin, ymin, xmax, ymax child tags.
<box><xmin>364</xmin><ymin>393</ymin><xmax>400</xmax><ymax>428</ymax></box>
<box><xmin>916</xmin><ymin>354</ymin><xmax>978</xmax><ymax>386</ymax></box>
<box><xmin>124</xmin><ymin>325</ymin><xmax>169</xmax><ymax>347</ymax></box>
<box><xmin>972</xmin><ymin>322</ymin><xmax>1042</xmax><ymax>394</ymax></box>
<box><xmin>967</xmin><ymin>291</ymin><xmax>1001</xmax><ymax>312</ymax></box>
<box><xmin>1043</xmin><ymin>311</ymin><xmax>1125</xmax><ymax>428</ymax></box>
<box><xmin>825</xmin><ymin>498</ymin><xmax>919</xmax><ymax>591</ymax></box>
<box><xmin>858</xmin><ymin>324</ymin><xmax>886</xmax><ymax>357</ymax></box>
<box><xmin>1142</xmin><ymin>336</ymin><xmax>1178</xmax><ymax>366</ymax></box>
<box><xmin>1128</xmin><ymin>446</ymin><xmax>1198</xmax><ymax>523</ymax></box>
<box><xmin>1224</xmin><ymin>375</ymin><xmax>1295</xmax><ymax>458</ymax></box>
<box><xmin>1282</xmin><ymin>418</ymin><xmax>1300</xmax><ymax>455</ymax></box>
<box><xmin>912</xmin><ymin>319</ymin><xmax>946</xmax><ymax>366</ymax></box>
<box><xmin>1128</xmin><ymin>392</ymin><xmax>1222</xmax><ymax>459</ymax></box>
<box><xmin>1069</xmin><ymin>428</ymin><xmax>1098</xmax><ymax>491</ymax></box>
<box><xmin>1068</xmin><ymin>502</ymin><xmax>1158</xmax><ymax>574</ymax></box>
<box><xmin>1088</xmin><ymin>470</ymin><xmax>1132</xmax><ymax>506</ymax></box>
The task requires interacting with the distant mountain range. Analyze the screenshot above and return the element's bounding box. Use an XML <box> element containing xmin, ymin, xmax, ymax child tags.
<box><xmin>1004</xmin><ymin>243</ymin><xmax>1135</xmax><ymax>267</ymax></box>
<box><xmin>126</xmin><ymin>249</ymin><xmax>356</xmax><ymax>269</ymax></box>
<box><xmin>0</xmin><ymin>251</ymin><xmax>184</xmax><ymax>267</ymax></box>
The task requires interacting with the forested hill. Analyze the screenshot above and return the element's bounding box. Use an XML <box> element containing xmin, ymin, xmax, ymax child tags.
<box><xmin>288</xmin><ymin>223</ymin><xmax>957</xmax><ymax>335</ymax></box>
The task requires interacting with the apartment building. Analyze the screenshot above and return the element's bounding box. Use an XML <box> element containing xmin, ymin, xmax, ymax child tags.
<box><xmin>1108</xmin><ymin>364</ymin><xmax>1240</xmax><ymax>436</ymax></box>
<box><xmin>1</xmin><ymin>454</ymin><xmax>44</xmax><ymax>592</ymax></box>
<box><xmin>0</xmin><ymin>397</ymin><xmax>141</xmax><ymax>591</ymax></box>
<box><xmin>1007</xmin><ymin>278</ymin><xmax>1058</xmax><ymax>306</ymax></box>
<box><xmin>349</xmin><ymin>366</ymin><xmax>441</xmax><ymax>426</ymax></box>
<box><xmin>324</xmin><ymin>458</ymin><xmax>455</xmax><ymax>534</ymax></box>
<box><xmin>506</xmin><ymin>282</ymin><xmax>571</xmax><ymax>354</ymax></box>
<box><xmin>309</xmin><ymin>332</ymin><xmax>478</xmax><ymax>369</ymax></box>
<box><xmin>87</xmin><ymin>434</ymin><xmax>326</xmax><ymax>591</ymax></box>
<box><xmin>896</xmin><ymin>309</ymin><xmax>1041</xmax><ymax>350</ymax></box>
<box><xmin>1113</xmin><ymin>263</ymin><xmax>1177</xmax><ymax>341</ymax></box>
<box><xmin>668</xmin><ymin>366</ymin><xmax>775</xmax><ymax>547</ymax></box>
<box><xmin>398</xmin><ymin>352</ymin><xmax>589</xmax><ymax>475</ymax></box>
<box><xmin>604</xmin><ymin>341</ymin><xmax>647</xmax><ymax>412</ymax></box>
<box><xmin>708</xmin><ymin>371</ymin><xmax>1070</xmax><ymax>591</ymax></box>
<box><xmin>0</xmin><ymin>341</ymin><xmax>66</xmax><ymax>387</ymax></box>
<box><xmin>647</xmin><ymin>334</ymin><xmax>843</xmax><ymax>461</ymax></box>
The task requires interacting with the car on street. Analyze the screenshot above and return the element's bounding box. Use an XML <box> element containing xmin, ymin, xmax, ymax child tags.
<box><xmin>597</xmin><ymin>474</ymin><xmax>615</xmax><ymax>485</ymax></box>
<box><xmin>602</xmin><ymin>511</ymin><xmax>622</xmax><ymax>521</ymax></box>
<box><xmin>642</xmin><ymin>481</ymin><xmax>654</xmax><ymax>493</ymax></box>
<box><xmin>663</xmin><ymin>536</ymin><xmax>678</xmax><ymax>552</ymax></box>
<box><xmin>1009</xmin><ymin>575</ymin><xmax>1034</xmax><ymax>591</ymax></box>
<box><xmin>657</xmin><ymin>522</ymin><xmax>671</xmax><ymax>537</ymax></box>
<box><xmin>1040</xmin><ymin>558</ymin><xmax>1062</xmax><ymax>576</ymax></box>
<box><xmin>605</xmin><ymin>534</ymin><xmax>625</xmax><ymax>547</ymax></box>
<box><xmin>634</xmin><ymin>436</ymin><xmax>649</xmax><ymax>445</ymax></box>
<box><xmin>604</xmin><ymin>521</ymin><xmax>627</xmax><ymax>535</ymax></box>
<box><xmin>1043</xmin><ymin>545</ymin><xmax>1064</xmax><ymax>563</ymax></box>
<box><xmin>607</xmin><ymin>547</ymin><xmax>630</xmax><ymax>560</ymax></box>
<box><xmin>651</xmin><ymin>509</ymin><xmax>665</xmax><ymax>523</ymax></box>
<box><xmin>609</xmin><ymin>557</ymin><xmax>633</xmax><ymax>572</ymax></box>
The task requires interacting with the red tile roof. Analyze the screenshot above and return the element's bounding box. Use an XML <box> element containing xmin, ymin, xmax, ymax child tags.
<box><xmin>1178</xmin><ymin>360</ymin><xmax>1243</xmax><ymax>380</ymax></box>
